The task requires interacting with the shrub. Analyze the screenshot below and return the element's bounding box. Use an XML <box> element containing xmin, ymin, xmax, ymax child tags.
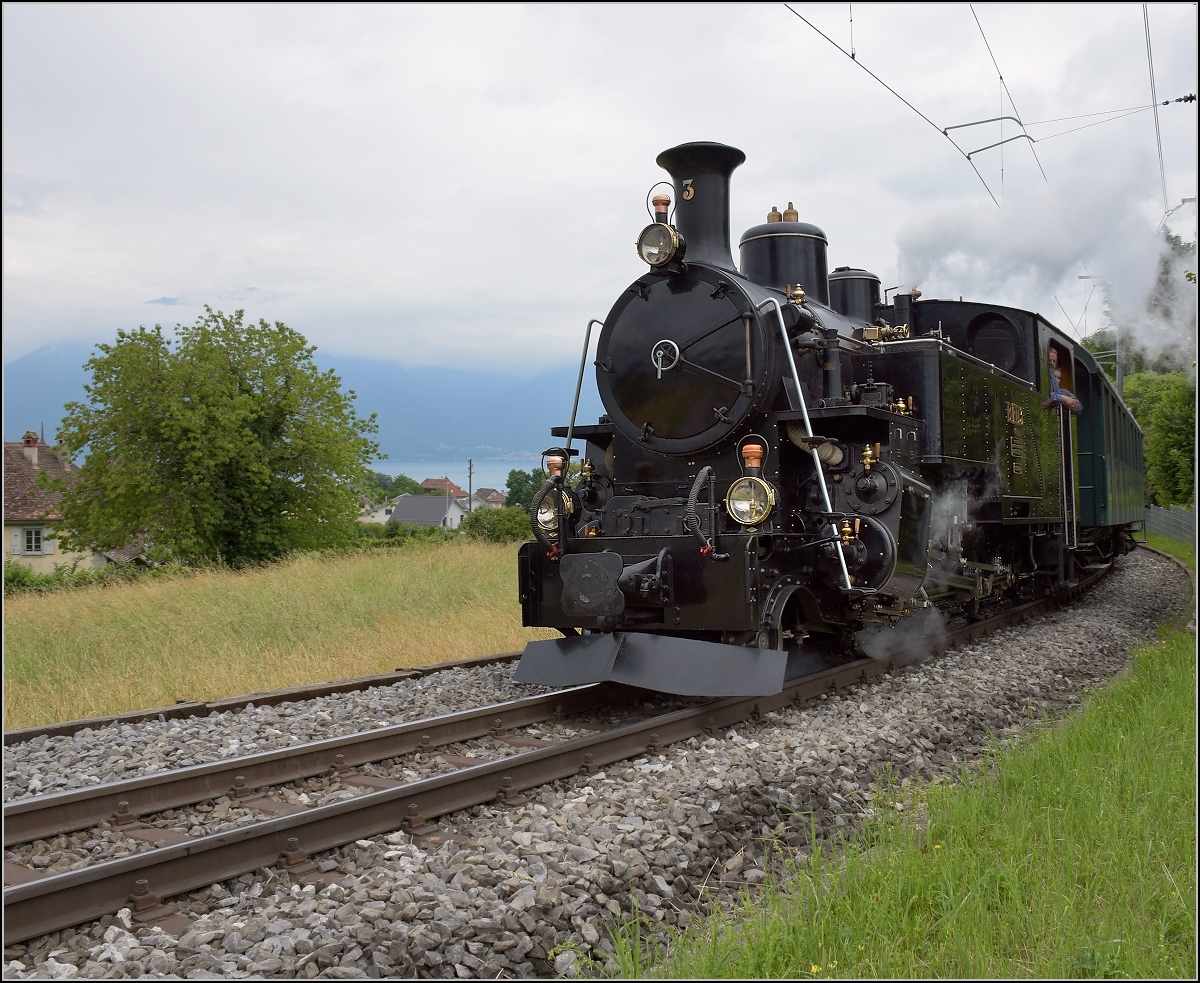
<box><xmin>459</xmin><ymin>506</ymin><xmax>532</xmax><ymax>543</ymax></box>
<box><xmin>384</xmin><ymin>522</ymin><xmax>455</xmax><ymax>543</ymax></box>
<box><xmin>4</xmin><ymin>557</ymin><xmax>154</xmax><ymax>597</ymax></box>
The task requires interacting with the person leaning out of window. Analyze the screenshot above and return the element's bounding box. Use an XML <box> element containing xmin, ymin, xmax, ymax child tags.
<box><xmin>1041</xmin><ymin>348</ymin><xmax>1082</xmax><ymax>414</ymax></box>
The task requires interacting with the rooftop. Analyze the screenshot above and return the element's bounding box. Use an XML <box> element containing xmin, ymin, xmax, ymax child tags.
<box><xmin>3</xmin><ymin>431</ymin><xmax>77</xmax><ymax>523</ymax></box>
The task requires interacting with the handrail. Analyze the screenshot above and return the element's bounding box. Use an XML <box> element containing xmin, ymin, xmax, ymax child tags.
<box><xmin>565</xmin><ymin>319</ymin><xmax>604</xmax><ymax>455</ymax></box>
<box><xmin>757</xmin><ymin>298</ymin><xmax>853</xmax><ymax>590</ymax></box>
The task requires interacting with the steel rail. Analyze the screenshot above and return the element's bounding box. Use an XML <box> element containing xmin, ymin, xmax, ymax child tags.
<box><xmin>4</xmin><ymin>682</ymin><xmax>630</xmax><ymax>847</ymax></box>
<box><xmin>4</xmin><ymin>652</ymin><xmax>523</xmax><ymax>747</ymax></box>
<box><xmin>2</xmin><ymin>657</ymin><xmax>882</xmax><ymax>945</ymax></box>
<box><xmin>3</xmin><ymin>562</ymin><xmax>1115</xmax><ymax>945</ymax></box>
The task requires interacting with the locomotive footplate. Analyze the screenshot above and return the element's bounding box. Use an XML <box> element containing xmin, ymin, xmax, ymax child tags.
<box><xmin>515</xmin><ymin>632</ymin><xmax>788</xmax><ymax>697</ymax></box>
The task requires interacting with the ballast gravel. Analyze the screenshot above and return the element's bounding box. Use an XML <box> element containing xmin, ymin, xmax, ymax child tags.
<box><xmin>3</xmin><ymin>548</ymin><xmax>1189</xmax><ymax>980</ymax></box>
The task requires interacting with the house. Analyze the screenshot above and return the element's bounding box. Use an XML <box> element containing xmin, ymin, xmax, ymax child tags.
<box><xmin>3</xmin><ymin>431</ymin><xmax>99</xmax><ymax>573</ymax></box>
<box><xmin>360</xmin><ymin>497</ymin><xmax>398</xmax><ymax>524</ymax></box>
<box><xmin>420</xmin><ymin>477</ymin><xmax>466</xmax><ymax>498</ymax></box>
<box><xmin>386</xmin><ymin>493</ymin><xmax>469</xmax><ymax>530</ymax></box>
<box><xmin>5</xmin><ymin>430</ymin><xmax>150</xmax><ymax>572</ymax></box>
<box><xmin>475</xmin><ymin>487</ymin><xmax>507</xmax><ymax>509</ymax></box>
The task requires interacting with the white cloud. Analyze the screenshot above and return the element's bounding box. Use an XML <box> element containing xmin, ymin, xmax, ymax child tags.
<box><xmin>3</xmin><ymin>3</ymin><xmax>1196</xmax><ymax>366</ymax></box>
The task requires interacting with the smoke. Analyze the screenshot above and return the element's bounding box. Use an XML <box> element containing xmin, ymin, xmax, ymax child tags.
<box><xmin>857</xmin><ymin>607</ymin><xmax>948</xmax><ymax>666</ymax></box>
<box><xmin>895</xmin><ymin>155</ymin><xmax>1196</xmax><ymax>371</ymax></box>
<box><xmin>1100</xmin><ymin>235</ymin><xmax>1198</xmax><ymax>377</ymax></box>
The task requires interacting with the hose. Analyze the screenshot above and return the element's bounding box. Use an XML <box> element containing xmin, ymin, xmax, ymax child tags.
<box><xmin>684</xmin><ymin>466</ymin><xmax>714</xmax><ymax>550</ymax></box>
<box><xmin>529</xmin><ymin>478</ymin><xmax>559</xmax><ymax>553</ymax></box>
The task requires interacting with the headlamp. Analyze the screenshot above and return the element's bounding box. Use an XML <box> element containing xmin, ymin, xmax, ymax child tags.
<box><xmin>536</xmin><ymin>490</ymin><xmax>575</xmax><ymax>532</ymax></box>
<box><xmin>637</xmin><ymin>223</ymin><xmax>684</xmax><ymax>267</ymax></box>
<box><xmin>725</xmin><ymin>476</ymin><xmax>775</xmax><ymax>526</ymax></box>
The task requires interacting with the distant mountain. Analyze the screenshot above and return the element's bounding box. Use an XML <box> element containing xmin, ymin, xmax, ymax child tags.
<box><xmin>2</xmin><ymin>342</ymin><xmax>604</xmax><ymax>460</ymax></box>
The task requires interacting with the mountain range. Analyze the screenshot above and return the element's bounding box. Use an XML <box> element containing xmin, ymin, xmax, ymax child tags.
<box><xmin>3</xmin><ymin>340</ymin><xmax>605</xmax><ymax>462</ymax></box>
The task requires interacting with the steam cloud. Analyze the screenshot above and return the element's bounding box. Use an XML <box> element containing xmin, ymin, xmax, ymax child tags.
<box><xmin>895</xmin><ymin>156</ymin><xmax>1197</xmax><ymax>373</ymax></box>
<box><xmin>857</xmin><ymin>607</ymin><xmax>948</xmax><ymax>666</ymax></box>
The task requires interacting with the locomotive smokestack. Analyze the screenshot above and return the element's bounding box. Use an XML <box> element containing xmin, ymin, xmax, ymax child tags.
<box><xmin>655</xmin><ymin>142</ymin><xmax>745</xmax><ymax>272</ymax></box>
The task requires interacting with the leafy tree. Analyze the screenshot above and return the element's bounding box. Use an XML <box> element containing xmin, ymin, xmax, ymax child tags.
<box><xmin>459</xmin><ymin>506</ymin><xmax>533</xmax><ymax>543</ymax></box>
<box><xmin>1122</xmin><ymin>371</ymin><xmax>1195</xmax><ymax>507</ymax></box>
<box><xmin>48</xmin><ymin>308</ymin><xmax>381</xmax><ymax>566</ymax></box>
<box><xmin>387</xmin><ymin>473</ymin><xmax>423</xmax><ymax>497</ymax></box>
<box><xmin>368</xmin><ymin>472</ymin><xmax>422</xmax><ymax>501</ymax></box>
<box><xmin>369</xmin><ymin>472</ymin><xmax>392</xmax><ymax>497</ymax></box>
<box><xmin>505</xmin><ymin>468</ymin><xmax>549</xmax><ymax>512</ymax></box>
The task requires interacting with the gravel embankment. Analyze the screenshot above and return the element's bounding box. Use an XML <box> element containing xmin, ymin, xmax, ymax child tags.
<box><xmin>3</xmin><ymin>548</ymin><xmax>1189</xmax><ymax>981</ymax></box>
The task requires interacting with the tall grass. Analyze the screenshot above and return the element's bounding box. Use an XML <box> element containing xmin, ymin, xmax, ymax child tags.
<box><xmin>622</xmin><ymin>626</ymin><xmax>1196</xmax><ymax>979</ymax></box>
<box><xmin>3</xmin><ymin>541</ymin><xmax>553</xmax><ymax>729</ymax></box>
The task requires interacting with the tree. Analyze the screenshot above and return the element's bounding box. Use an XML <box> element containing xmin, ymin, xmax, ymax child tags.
<box><xmin>48</xmin><ymin>308</ymin><xmax>382</xmax><ymax>565</ymax></box>
<box><xmin>367</xmin><ymin>472</ymin><xmax>421</xmax><ymax>501</ymax></box>
<box><xmin>505</xmin><ymin>467</ymin><xmax>549</xmax><ymax>512</ymax></box>
<box><xmin>1122</xmin><ymin>371</ymin><xmax>1195</xmax><ymax>507</ymax></box>
<box><xmin>387</xmin><ymin>473</ymin><xmax>423</xmax><ymax>497</ymax></box>
<box><xmin>459</xmin><ymin>506</ymin><xmax>532</xmax><ymax>543</ymax></box>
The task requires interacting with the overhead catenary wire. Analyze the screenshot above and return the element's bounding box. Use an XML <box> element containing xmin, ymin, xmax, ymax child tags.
<box><xmin>970</xmin><ymin>4</ymin><xmax>1050</xmax><ymax>188</ymax></box>
<box><xmin>1143</xmin><ymin>4</ymin><xmax>1170</xmax><ymax>215</ymax></box>
<box><xmin>782</xmin><ymin>3</ymin><xmax>1000</xmax><ymax>208</ymax></box>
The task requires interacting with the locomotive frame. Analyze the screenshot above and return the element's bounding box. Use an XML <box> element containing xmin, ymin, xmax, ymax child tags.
<box><xmin>514</xmin><ymin>142</ymin><xmax>1143</xmax><ymax>697</ymax></box>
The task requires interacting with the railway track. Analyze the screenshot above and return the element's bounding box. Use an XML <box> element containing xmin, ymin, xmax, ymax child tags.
<box><xmin>1</xmin><ymin>561</ymin><xmax>1115</xmax><ymax>946</ymax></box>
<box><xmin>2</xmin><ymin>651</ymin><xmax>523</xmax><ymax>748</ymax></box>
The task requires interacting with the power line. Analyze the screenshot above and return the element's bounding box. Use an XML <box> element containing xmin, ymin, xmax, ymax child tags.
<box><xmin>1024</xmin><ymin>105</ymin><xmax>1153</xmax><ymax>126</ymax></box>
<box><xmin>1036</xmin><ymin>106</ymin><xmax>1153</xmax><ymax>143</ymax></box>
<box><xmin>1143</xmin><ymin>4</ymin><xmax>1170</xmax><ymax>214</ymax></box>
<box><xmin>970</xmin><ymin>4</ymin><xmax>1050</xmax><ymax>187</ymax></box>
<box><xmin>782</xmin><ymin>3</ymin><xmax>1000</xmax><ymax>208</ymax></box>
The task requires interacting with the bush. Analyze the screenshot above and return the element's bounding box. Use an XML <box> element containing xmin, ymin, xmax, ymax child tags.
<box><xmin>4</xmin><ymin>558</ymin><xmax>154</xmax><ymax>597</ymax></box>
<box><xmin>384</xmin><ymin>522</ymin><xmax>455</xmax><ymax>543</ymax></box>
<box><xmin>357</xmin><ymin>522</ymin><xmax>390</xmax><ymax>539</ymax></box>
<box><xmin>459</xmin><ymin>506</ymin><xmax>532</xmax><ymax>543</ymax></box>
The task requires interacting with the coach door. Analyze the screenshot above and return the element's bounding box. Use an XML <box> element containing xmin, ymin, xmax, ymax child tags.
<box><xmin>1057</xmin><ymin>408</ymin><xmax>1078</xmax><ymax>549</ymax></box>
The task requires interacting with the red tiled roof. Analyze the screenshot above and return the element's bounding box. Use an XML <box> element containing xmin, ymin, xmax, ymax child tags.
<box><xmin>3</xmin><ymin>434</ymin><xmax>77</xmax><ymax>522</ymax></box>
<box><xmin>420</xmin><ymin>477</ymin><xmax>466</xmax><ymax>497</ymax></box>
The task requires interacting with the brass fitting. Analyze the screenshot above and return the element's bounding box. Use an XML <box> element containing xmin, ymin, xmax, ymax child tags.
<box><xmin>785</xmin><ymin>284</ymin><xmax>806</xmax><ymax>307</ymax></box>
<box><xmin>580</xmin><ymin>458</ymin><xmax>594</xmax><ymax>481</ymax></box>
<box><xmin>862</xmin><ymin>323</ymin><xmax>910</xmax><ymax>343</ymax></box>
<box><xmin>840</xmin><ymin>519</ymin><xmax>854</xmax><ymax>544</ymax></box>
<box><xmin>861</xmin><ymin>443</ymin><xmax>877</xmax><ymax>470</ymax></box>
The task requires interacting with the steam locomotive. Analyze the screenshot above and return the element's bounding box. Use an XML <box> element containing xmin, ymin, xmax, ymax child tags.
<box><xmin>515</xmin><ymin>142</ymin><xmax>1144</xmax><ymax>697</ymax></box>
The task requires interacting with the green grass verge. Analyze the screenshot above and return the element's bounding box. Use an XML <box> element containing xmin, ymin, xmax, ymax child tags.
<box><xmin>1144</xmin><ymin>533</ymin><xmax>1196</xmax><ymax>572</ymax></box>
<box><xmin>620</xmin><ymin>627</ymin><xmax>1196</xmax><ymax>979</ymax></box>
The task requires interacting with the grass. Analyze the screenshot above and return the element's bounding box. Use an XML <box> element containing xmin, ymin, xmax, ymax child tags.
<box><xmin>3</xmin><ymin>540</ymin><xmax>554</xmax><ymax>729</ymax></box>
<box><xmin>1145</xmin><ymin>532</ymin><xmax>1196</xmax><ymax>572</ymax></box>
<box><xmin>614</xmin><ymin>585</ymin><xmax>1196</xmax><ymax>977</ymax></box>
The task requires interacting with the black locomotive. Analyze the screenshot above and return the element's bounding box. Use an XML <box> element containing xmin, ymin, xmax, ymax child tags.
<box><xmin>515</xmin><ymin>142</ymin><xmax>1143</xmax><ymax>697</ymax></box>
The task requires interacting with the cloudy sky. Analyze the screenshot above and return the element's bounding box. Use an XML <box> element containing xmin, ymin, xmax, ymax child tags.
<box><xmin>4</xmin><ymin>3</ymin><xmax>1196</xmax><ymax>372</ymax></box>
